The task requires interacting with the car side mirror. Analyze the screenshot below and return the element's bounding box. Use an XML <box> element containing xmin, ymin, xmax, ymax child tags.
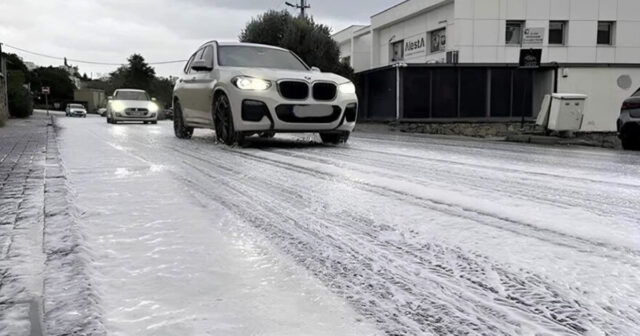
<box><xmin>107</xmin><ymin>96</ymin><xmax>113</xmax><ymax>100</ymax></box>
<box><xmin>151</xmin><ymin>97</ymin><xmax>157</xmax><ymax>101</ymax></box>
<box><xmin>311</xmin><ymin>66</ymin><xmax>321</xmax><ymax>72</ymax></box>
<box><xmin>191</xmin><ymin>60</ymin><xmax>213</xmax><ymax>72</ymax></box>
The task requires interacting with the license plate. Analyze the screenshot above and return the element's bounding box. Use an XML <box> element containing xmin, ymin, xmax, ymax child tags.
<box><xmin>130</xmin><ymin>111</ymin><xmax>142</xmax><ymax>116</ymax></box>
<box><xmin>293</xmin><ymin>105</ymin><xmax>332</xmax><ymax>118</ymax></box>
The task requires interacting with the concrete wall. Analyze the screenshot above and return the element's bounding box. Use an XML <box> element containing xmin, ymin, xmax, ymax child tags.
<box><xmin>338</xmin><ymin>41</ymin><xmax>351</xmax><ymax>63</ymax></box>
<box><xmin>453</xmin><ymin>0</ymin><xmax>640</xmax><ymax>63</ymax></box>
<box><xmin>358</xmin><ymin>0</ymin><xmax>640</xmax><ymax>67</ymax></box>
<box><xmin>375</xmin><ymin>3</ymin><xmax>455</xmax><ymax>66</ymax></box>
<box><xmin>353</xmin><ymin>33</ymin><xmax>372</xmax><ymax>72</ymax></box>
<box><xmin>74</xmin><ymin>89</ymin><xmax>105</xmax><ymax>113</ymax></box>
<box><xmin>557</xmin><ymin>67</ymin><xmax>640</xmax><ymax>131</ymax></box>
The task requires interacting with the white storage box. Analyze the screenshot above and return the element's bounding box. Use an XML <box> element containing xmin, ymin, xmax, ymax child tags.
<box><xmin>547</xmin><ymin>93</ymin><xmax>587</xmax><ymax>131</ymax></box>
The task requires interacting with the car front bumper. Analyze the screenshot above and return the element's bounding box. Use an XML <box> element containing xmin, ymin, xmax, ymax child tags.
<box><xmin>226</xmin><ymin>87</ymin><xmax>357</xmax><ymax>133</ymax></box>
<box><xmin>112</xmin><ymin>112</ymin><xmax>158</xmax><ymax>121</ymax></box>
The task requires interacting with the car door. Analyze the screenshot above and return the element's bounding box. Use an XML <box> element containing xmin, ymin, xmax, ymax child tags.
<box><xmin>178</xmin><ymin>48</ymin><xmax>204</xmax><ymax>124</ymax></box>
<box><xmin>191</xmin><ymin>45</ymin><xmax>216</xmax><ymax>126</ymax></box>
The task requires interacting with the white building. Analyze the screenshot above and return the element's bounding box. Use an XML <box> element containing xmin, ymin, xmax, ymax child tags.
<box><xmin>333</xmin><ymin>0</ymin><xmax>640</xmax><ymax>132</ymax></box>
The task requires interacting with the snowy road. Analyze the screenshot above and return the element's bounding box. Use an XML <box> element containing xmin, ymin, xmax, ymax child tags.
<box><xmin>54</xmin><ymin>115</ymin><xmax>640</xmax><ymax>335</ymax></box>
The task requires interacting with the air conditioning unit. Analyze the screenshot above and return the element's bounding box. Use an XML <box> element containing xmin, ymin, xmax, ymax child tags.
<box><xmin>446</xmin><ymin>50</ymin><xmax>459</xmax><ymax>64</ymax></box>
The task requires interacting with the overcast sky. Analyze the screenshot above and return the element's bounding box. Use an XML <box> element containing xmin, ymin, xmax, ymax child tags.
<box><xmin>0</xmin><ymin>0</ymin><xmax>397</xmax><ymax>78</ymax></box>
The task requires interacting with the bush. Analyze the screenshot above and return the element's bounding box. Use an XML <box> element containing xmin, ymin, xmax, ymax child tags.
<box><xmin>8</xmin><ymin>86</ymin><xmax>33</xmax><ymax>118</ymax></box>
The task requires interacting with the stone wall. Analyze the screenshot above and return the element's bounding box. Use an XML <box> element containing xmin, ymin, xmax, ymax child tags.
<box><xmin>393</xmin><ymin>121</ymin><xmax>537</xmax><ymax>138</ymax></box>
<box><xmin>0</xmin><ymin>58</ymin><xmax>8</xmax><ymax>126</ymax></box>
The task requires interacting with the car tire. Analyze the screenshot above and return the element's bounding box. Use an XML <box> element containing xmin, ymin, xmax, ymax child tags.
<box><xmin>214</xmin><ymin>93</ymin><xmax>244</xmax><ymax>146</ymax></box>
<box><xmin>320</xmin><ymin>132</ymin><xmax>350</xmax><ymax>144</ymax></box>
<box><xmin>173</xmin><ymin>101</ymin><xmax>193</xmax><ymax>139</ymax></box>
<box><xmin>151</xmin><ymin>121</ymin><xmax>157</xmax><ymax>125</ymax></box>
<box><xmin>621</xmin><ymin>137</ymin><xmax>640</xmax><ymax>150</ymax></box>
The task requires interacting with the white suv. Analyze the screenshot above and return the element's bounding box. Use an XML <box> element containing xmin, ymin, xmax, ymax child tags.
<box><xmin>172</xmin><ymin>41</ymin><xmax>358</xmax><ymax>145</ymax></box>
<box><xmin>106</xmin><ymin>89</ymin><xmax>159</xmax><ymax>124</ymax></box>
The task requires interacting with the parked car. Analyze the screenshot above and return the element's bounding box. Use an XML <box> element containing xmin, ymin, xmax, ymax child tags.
<box><xmin>172</xmin><ymin>41</ymin><xmax>358</xmax><ymax>145</ymax></box>
<box><xmin>106</xmin><ymin>89</ymin><xmax>158</xmax><ymax>124</ymax></box>
<box><xmin>617</xmin><ymin>89</ymin><xmax>640</xmax><ymax>150</ymax></box>
<box><xmin>161</xmin><ymin>108</ymin><xmax>173</xmax><ymax>120</ymax></box>
<box><xmin>65</xmin><ymin>103</ymin><xmax>87</xmax><ymax>117</ymax></box>
<box><xmin>97</xmin><ymin>107</ymin><xmax>107</xmax><ymax>117</ymax></box>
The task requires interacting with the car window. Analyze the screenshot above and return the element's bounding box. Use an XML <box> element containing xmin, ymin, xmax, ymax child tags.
<box><xmin>187</xmin><ymin>48</ymin><xmax>206</xmax><ymax>74</ymax></box>
<box><xmin>217</xmin><ymin>46</ymin><xmax>309</xmax><ymax>71</ymax></box>
<box><xmin>633</xmin><ymin>88</ymin><xmax>640</xmax><ymax>97</ymax></box>
<box><xmin>184</xmin><ymin>52</ymin><xmax>197</xmax><ymax>74</ymax></box>
<box><xmin>115</xmin><ymin>91</ymin><xmax>150</xmax><ymax>101</ymax></box>
<box><xmin>202</xmin><ymin>46</ymin><xmax>214</xmax><ymax>68</ymax></box>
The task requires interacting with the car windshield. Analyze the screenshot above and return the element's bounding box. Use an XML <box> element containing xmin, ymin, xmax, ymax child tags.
<box><xmin>69</xmin><ymin>104</ymin><xmax>84</xmax><ymax>108</ymax></box>
<box><xmin>217</xmin><ymin>46</ymin><xmax>309</xmax><ymax>71</ymax></box>
<box><xmin>115</xmin><ymin>91</ymin><xmax>149</xmax><ymax>101</ymax></box>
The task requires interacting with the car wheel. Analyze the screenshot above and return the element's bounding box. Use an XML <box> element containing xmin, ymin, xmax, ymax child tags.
<box><xmin>320</xmin><ymin>132</ymin><xmax>350</xmax><ymax>144</ymax></box>
<box><xmin>621</xmin><ymin>137</ymin><xmax>640</xmax><ymax>150</ymax></box>
<box><xmin>214</xmin><ymin>93</ymin><xmax>244</xmax><ymax>146</ymax></box>
<box><xmin>173</xmin><ymin>101</ymin><xmax>194</xmax><ymax>139</ymax></box>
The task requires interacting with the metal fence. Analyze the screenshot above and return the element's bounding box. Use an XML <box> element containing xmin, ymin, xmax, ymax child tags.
<box><xmin>356</xmin><ymin>64</ymin><xmax>555</xmax><ymax>122</ymax></box>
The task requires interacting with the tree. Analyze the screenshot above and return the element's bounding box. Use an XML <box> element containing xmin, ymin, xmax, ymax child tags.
<box><xmin>6</xmin><ymin>70</ymin><xmax>33</xmax><ymax>118</ymax></box>
<box><xmin>239</xmin><ymin>10</ymin><xmax>354</xmax><ymax>79</ymax></box>
<box><xmin>3</xmin><ymin>53</ymin><xmax>30</xmax><ymax>79</ymax></box>
<box><xmin>2</xmin><ymin>53</ymin><xmax>33</xmax><ymax>117</ymax></box>
<box><xmin>122</xmin><ymin>54</ymin><xmax>156</xmax><ymax>90</ymax></box>
<box><xmin>149</xmin><ymin>77</ymin><xmax>174</xmax><ymax>108</ymax></box>
<box><xmin>30</xmin><ymin>67</ymin><xmax>76</xmax><ymax>100</ymax></box>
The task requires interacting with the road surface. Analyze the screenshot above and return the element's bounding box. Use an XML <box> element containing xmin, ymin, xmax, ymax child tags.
<box><xmin>53</xmin><ymin>114</ymin><xmax>640</xmax><ymax>335</ymax></box>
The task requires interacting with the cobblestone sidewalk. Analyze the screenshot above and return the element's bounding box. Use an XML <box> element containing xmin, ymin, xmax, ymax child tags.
<box><xmin>0</xmin><ymin>115</ymin><xmax>49</xmax><ymax>335</ymax></box>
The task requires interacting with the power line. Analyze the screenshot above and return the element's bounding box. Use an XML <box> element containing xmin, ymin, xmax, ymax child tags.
<box><xmin>1</xmin><ymin>43</ymin><xmax>187</xmax><ymax>66</ymax></box>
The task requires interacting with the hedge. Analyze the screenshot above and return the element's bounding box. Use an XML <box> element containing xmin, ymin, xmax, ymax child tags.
<box><xmin>8</xmin><ymin>86</ymin><xmax>33</xmax><ymax>118</ymax></box>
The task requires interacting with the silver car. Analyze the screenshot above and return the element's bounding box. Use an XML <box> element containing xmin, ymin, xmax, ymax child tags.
<box><xmin>172</xmin><ymin>41</ymin><xmax>358</xmax><ymax>145</ymax></box>
<box><xmin>106</xmin><ymin>89</ymin><xmax>159</xmax><ymax>124</ymax></box>
<box><xmin>65</xmin><ymin>103</ymin><xmax>87</xmax><ymax>117</ymax></box>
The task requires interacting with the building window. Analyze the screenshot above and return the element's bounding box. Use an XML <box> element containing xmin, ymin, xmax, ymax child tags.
<box><xmin>430</xmin><ymin>28</ymin><xmax>446</xmax><ymax>53</ymax></box>
<box><xmin>598</xmin><ymin>21</ymin><xmax>615</xmax><ymax>45</ymax></box>
<box><xmin>506</xmin><ymin>21</ymin><xmax>524</xmax><ymax>45</ymax></box>
<box><xmin>390</xmin><ymin>40</ymin><xmax>404</xmax><ymax>62</ymax></box>
<box><xmin>549</xmin><ymin>21</ymin><xmax>566</xmax><ymax>45</ymax></box>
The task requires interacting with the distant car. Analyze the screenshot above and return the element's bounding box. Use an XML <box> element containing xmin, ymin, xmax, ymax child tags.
<box><xmin>617</xmin><ymin>89</ymin><xmax>640</xmax><ymax>150</ymax></box>
<box><xmin>65</xmin><ymin>104</ymin><xmax>87</xmax><ymax>117</ymax></box>
<box><xmin>106</xmin><ymin>89</ymin><xmax>159</xmax><ymax>124</ymax></box>
<box><xmin>172</xmin><ymin>41</ymin><xmax>357</xmax><ymax>145</ymax></box>
<box><xmin>97</xmin><ymin>107</ymin><xmax>107</xmax><ymax>117</ymax></box>
<box><xmin>162</xmin><ymin>108</ymin><xmax>174</xmax><ymax>120</ymax></box>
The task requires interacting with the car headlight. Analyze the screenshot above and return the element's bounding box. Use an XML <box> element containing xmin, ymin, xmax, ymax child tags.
<box><xmin>148</xmin><ymin>103</ymin><xmax>159</xmax><ymax>113</ymax></box>
<box><xmin>232</xmin><ymin>76</ymin><xmax>272</xmax><ymax>91</ymax></box>
<box><xmin>112</xmin><ymin>101</ymin><xmax>125</xmax><ymax>112</ymax></box>
<box><xmin>338</xmin><ymin>82</ymin><xmax>356</xmax><ymax>94</ymax></box>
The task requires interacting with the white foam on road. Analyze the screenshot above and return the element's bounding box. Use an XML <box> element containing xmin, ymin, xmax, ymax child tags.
<box><xmin>56</xmin><ymin>117</ymin><xmax>380</xmax><ymax>336</ymax></box>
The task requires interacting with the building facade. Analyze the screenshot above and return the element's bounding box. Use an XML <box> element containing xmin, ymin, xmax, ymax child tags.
<box><xmin>334</xmin><ymin>0</ymin><xmax>640</xmax><ymax>131</ymax></box>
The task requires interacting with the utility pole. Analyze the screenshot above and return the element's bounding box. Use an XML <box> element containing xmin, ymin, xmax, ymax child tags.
<box><xmin>285</xmin><ymin>0</ymin><xmax>310</xmax><ymax>18</ymax></box>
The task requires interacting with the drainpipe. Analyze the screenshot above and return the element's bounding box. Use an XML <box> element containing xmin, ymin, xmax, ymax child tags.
<box><xmin>395</xmin><ymin>62</ymin><xmax>407</xmax><ymax>121</ymax></box>
<box><xmin>551</xmin><ymin>62</ymin><xmax>559</xmax><ymax>93</ymax></box>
